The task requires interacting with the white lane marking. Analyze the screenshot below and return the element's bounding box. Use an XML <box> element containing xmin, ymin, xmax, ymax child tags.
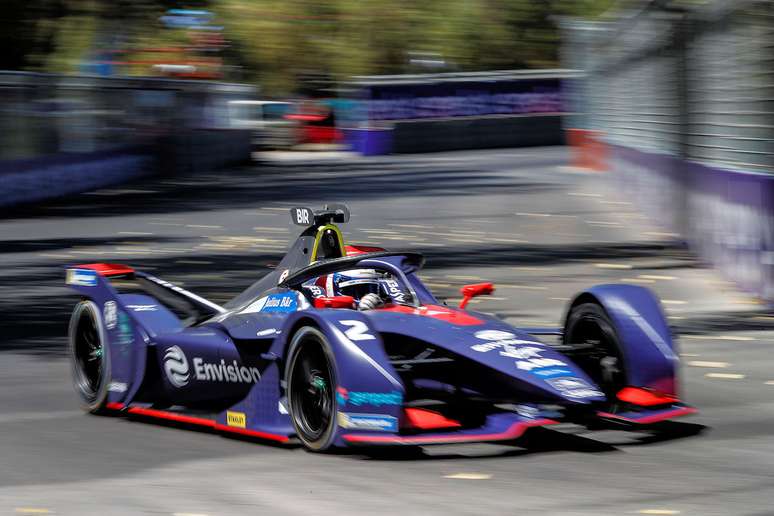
<box><xmin>638</xmin><ymin>510</ymin><xmax>680</xmax><ymax>515</ymax></box>
<box><xmin>639</xmin><ymin>274</ymin><xmax>677</xmax><ymax>280</ymax></box>
<box><xmin>595</xmin><ymin>263</ymin><xmax>632</xmax><ymax>269</ymax></box>
<box><xmin>705</xmin><ymin>373</ymin><xmax>745</xmax><ymax>380</ymax></box>
<box><xmin>764</xmin><ymin>381</ymin><xmax>774</xmax><ymax>385</ymax></box>
<box><xmin>643</xmin><ymin>231</ymin><xmax>681</xmax><ymax>238</ymax></box>
<box><xmin>620</xmin><ymin>278</ymin><xmax>655</xmax><ymax>284</ymax></box>
<box><xmin>443</xmin><ymin>473</ymin><xmax>492</xmax><ymax>480</ymax></box>
<box><xmin>118</xmin><ymin>231</ymin><xmax>154</xmax><ymax>236</ymax></box>
<box><xmin>662</xmin><ymin>300</ymin><xmax>687</xmax><ymax>305</ymax></box>
<box><xmin>516</xmin><ymin>212</ymin><xmax>552</xmax><ymax>217</ymax></box>
<box><xmin>680</xmin><ymin>353</ymin><xmax>700</xmax><ymax>357</ymax></box>
<box><xmin>567</xmin><ymin>192</ymin><xmax>602</xmax><ymax>197</ymax></box>
<box><xmin>682</xmin><ymin>335</ymin><xmax>756</xmax><ymax>341</ymax></box>
<box><xmin>186</xmin><ymin>224</ymin><xmax>223</xmax><ymax>229</ymax></box>
<box><xmin>173</xmin><ymin>513</ymin><xmax>210</xmax><ymax>516</ymax></box>
<box><xmin>14</xmin><ymin>509</ymin><xmax>51</xmax><ymax>514</ymax></box>
<box><xmin>498</xmin><ymin>284</ymin><xmax>548</xmax><ymax>291</ymax></box>
<box><xmin>686</xmin><ymin>361</ymin><xmax>728</xmax><ymax>368</ymax></box>
<box><xmin>585</xmin><ymin>220</ymin><xmax>623</xmax><ymax>226</ymax></box>
<box><xmin>37</xmin><ymin>253</ymin><xmax>73</xmax><ymax>259</ymax></box>
<box><xmin>0</xmin><ymin>410</ymin><xmax>82</xmax><ymax>424</ymax></box>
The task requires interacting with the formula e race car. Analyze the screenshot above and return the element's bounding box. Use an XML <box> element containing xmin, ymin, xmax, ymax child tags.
<box><xmin>65</xmin><ymin>204</ymin><xmax>696</xmax><ymax>451</ymax></box>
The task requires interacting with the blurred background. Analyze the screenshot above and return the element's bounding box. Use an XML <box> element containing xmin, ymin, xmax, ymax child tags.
<box><xmin>2</xmin><ymin>1</ymin><xmax>774</xmax><ymax>514</ymax></box>
<box><xmin>1</xmin><ymin>1</ymin><xmax>771</xmax><ymax>306</ymax></box>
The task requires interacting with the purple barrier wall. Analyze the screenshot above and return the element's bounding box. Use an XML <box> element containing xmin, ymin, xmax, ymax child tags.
<box><xmin>0</xmin><ymin>149</ymin><xmax>153</xmax><ymax>209</ymax></box>
<box><xmin>609</xmin><ymin>144</ymin><xmax>774</xmax><ymax>301</ymax></box>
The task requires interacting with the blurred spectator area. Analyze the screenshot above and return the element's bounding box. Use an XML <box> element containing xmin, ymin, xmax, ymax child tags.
<box><xmin>342</xmin><ymin>69</ymin><xmax>576</xmax><ymax>154</ymax></box>
<box><xmin>0</xmin><ymin>71</ymin><xmax>254</xmax><ymax>160</ymax></box>
<box><xmin>0</xmin><ymin>72</ymin><xmax>255</xmax><ymax>207</ymax></box>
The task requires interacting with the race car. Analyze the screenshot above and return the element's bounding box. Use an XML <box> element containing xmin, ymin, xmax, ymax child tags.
<box><xmin>65</xmin><ymin>204</ymin><xmax>695</xmax><ymax>451</ymax></box>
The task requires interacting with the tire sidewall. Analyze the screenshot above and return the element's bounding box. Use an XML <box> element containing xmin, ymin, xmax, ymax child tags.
<box><xmin>285</xmin><ymin>326</ymin><xmax>339</xmax><ymax>451</ymax></box>
<box><xmin>68</xmin><ymin>300</ymin><xmax>111</xmax><ymax>413</ymax></box>
<box><xmin>564</xmin><ymin>302</ymin><xmax>626</xmax><ymax>395</ymax></box>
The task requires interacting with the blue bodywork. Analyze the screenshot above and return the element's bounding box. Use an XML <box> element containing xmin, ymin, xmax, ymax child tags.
<box><xmin>65</xmin><ymin>210</ymin><xmax>694</xmax><ymax>448</ymax></box>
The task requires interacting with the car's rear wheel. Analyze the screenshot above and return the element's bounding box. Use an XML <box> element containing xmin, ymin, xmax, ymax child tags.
<box><xmin>69</xmin><ymin>300</ymin><xmax>111</xmax><ymax>413</ymax></box>
<box><xmin>286</xmin><ymin>327</ymin><xmax>337</xmax><ymax>451</ymax></box>
<box><xmin>563</xmin><ymin>302</ymin><xmax>626</xmax><ymax>399</ymax></box>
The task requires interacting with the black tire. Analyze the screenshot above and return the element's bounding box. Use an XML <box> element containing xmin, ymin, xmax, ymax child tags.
<box><xmin>563</xmin><ymin>302</ymin><xmax>626</xmax><ymax>399</ymax></box>
<box><xmin>68</xmin><ymin>300</ymin><xmax>111</xmax><ymax>413</ymax></box>
<box><xmin>286</xmin><ymin>327</ymin><xmax>338</xmax><ymax>451</ymax></box>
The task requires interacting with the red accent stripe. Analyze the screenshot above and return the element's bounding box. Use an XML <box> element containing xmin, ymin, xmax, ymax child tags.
<box><xmin>105</xmin><ymin>402</ymin><xmax>125</xmax><ymax>411</ymax></box>
<box><xmin>597</xmin><ymin>406</ymin><xmax>697</xmax><ymax>425</ymax></box>
<box><xmin>342</xmin><ymin>419</ymin><xmax>556</xmax><ymax>445</ymax></box>
<box><xmin>123</xmin><ymin>406</ymin><xmax>290</xmax><ymax>443</ymax></box>
<box><xmin>127</xmin><ymin>406</ymin><xmax>216</xmax><ymax>428</ymax></box>
<box><xmin>214</xmin><ymin>424</ymin><xmax>290</xmax><ymax>443</ymax></box>
<box><xmin>616</xmin><ymin>386</ymin><xmax>679</xmax><ymax>407</ymax></box>
<box><xmin>73</xmin><ymin>263</ymin><xmax>135</xmax><ymax>277</ymax></box>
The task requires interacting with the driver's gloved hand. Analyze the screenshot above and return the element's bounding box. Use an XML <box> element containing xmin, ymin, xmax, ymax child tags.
<box><xmin>357</xmin><ymin>293</ymin><xmax>384</xmax><ymax>311</ymax></box>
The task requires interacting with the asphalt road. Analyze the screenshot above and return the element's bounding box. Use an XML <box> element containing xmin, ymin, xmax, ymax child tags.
<box><xmin>1</xmin><ymin>147</ymin><xmax>773</xmax><ymax>515</ymax></box>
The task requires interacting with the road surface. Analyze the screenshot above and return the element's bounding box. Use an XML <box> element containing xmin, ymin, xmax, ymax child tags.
<box><xmin>1</xmin><ymin>147</ymin><xmax>772</xmax><ymax>515</ymax></box>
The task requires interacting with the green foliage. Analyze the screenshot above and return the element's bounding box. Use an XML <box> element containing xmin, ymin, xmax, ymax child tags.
<box><xmin>5</xmin><ymin>0</ymin><xmax>616</xmax><ymax>93</ymax></box>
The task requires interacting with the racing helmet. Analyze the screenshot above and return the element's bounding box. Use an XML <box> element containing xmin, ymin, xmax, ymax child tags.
<box><xmin>331</xmin><ymin>269</ymin><xmax>381</xmax><ymax>301</ymax></box>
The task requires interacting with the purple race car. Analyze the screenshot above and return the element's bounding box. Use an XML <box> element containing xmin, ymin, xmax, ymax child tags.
<box><xmin>65</xmin><ymin>204</ymin><xmax>695</xmax><ymax>451</ymax></box>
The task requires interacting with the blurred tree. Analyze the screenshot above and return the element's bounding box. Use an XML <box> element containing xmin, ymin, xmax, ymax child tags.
<box><xmin>0</xmin><ymin>0</ymin><xmax>616</xmax><ymax>92</ymax></box>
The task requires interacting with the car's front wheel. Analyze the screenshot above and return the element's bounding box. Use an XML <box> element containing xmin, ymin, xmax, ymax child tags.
<box><xmin>563</xmin><ymin>302</ymin><xmax>626</xmax><ymax>399</ymax></box>
<box><xmin>286</xmin><ymin>326</ymin><xmax>338</xmax><ymax>451</ymax></box>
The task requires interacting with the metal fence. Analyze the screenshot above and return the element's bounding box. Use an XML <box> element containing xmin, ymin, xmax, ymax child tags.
<box><xmin>562</xmin><ymin>0</ymin><xmax>774</xmax><ymax>301</ymax></box>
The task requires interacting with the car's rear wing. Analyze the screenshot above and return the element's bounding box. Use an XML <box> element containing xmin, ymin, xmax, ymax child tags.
<box><xmin>66</xmin><ymin>263</ymin><xmax>225</xmax><ymax>319</ymax></box>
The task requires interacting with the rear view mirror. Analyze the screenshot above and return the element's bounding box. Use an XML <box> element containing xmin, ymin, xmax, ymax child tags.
<box><xmin>459</xmin><ymin>282</ymin><xmax>495</xmax><ymax>309</ymax></box>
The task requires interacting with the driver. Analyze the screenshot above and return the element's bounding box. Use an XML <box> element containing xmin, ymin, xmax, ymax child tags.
<box><xmin>302</xmin><ymin>269</ymin><xmax>412</xmax><ymax>311</ymax></box>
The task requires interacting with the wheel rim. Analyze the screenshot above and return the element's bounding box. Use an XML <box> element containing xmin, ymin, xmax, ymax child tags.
<box><xmin>73</xmin><ymin>309</ymin><xmax>103</xmax><ymax>399</ymax></box>
<box><xmin>567</xmin><ymin>313</ymin><xmax>624</xmax><ymax>396</ymax></box>
<box><xmin>290</xmin><ymin>339</ymin><xmax>334</xmax><ymax>442</ymax></box>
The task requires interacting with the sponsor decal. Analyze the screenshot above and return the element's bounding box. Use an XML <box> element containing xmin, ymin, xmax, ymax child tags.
<box><xmin>546</xmin><ymin>377</ymin><xmax>604</xmax><ymax>399</ymax></box>
<box><xmin>66</xmin><ymin>268</ymin><xmax>98</xmax><ymax>287</ymax></box>
<box><xmin>242</xmin><ymin>293</ymin><xmax>298</xmax><ymax>314</ymax></box>
<box><xmin>475</xmin><ymin>329</ymin><xmax>517</xmax><ymax>341</ymax></box>
<box><xmin>108</xmin><ymin>381</ymin><xmax>127</xmax><ymax>393</ymax></box>
<box><xmin>516</xmin><ymin>357</ymin><xmax>568</xmax><ymax>372</ymax></box>
<box><xmin>382</xmin><ymin>278</ymin><xmax>407</xmax><ymax>303</ymax></box>
<box><xmin>278</xmin><ymin>269</ymin><xmax>290</xmax><ymax>284</ymax></box>
<box><xmin>127</xmin><ymin>304</ymin><xmax>158</xmax><ymax>312</ymax></box>
<box><xmin>336</xmin><ymin>387</ymin><xmax>402</xmax><ymax>407</ymax></box>
<box><xmin>337</xmin><ymin>412</ymin><xmax>398</xmax><ymax>432</ymax></box>
<box><xmin>530</xmin><ymin>367</ymin><xmax>574</xmax><ymax>378</ymax></box>
<box><xmin>103</xmin><ymin>301</ymin><xmax>117</xmax><ymax>330</ymax></box>
<box><xmin>513</xmin><ymin>404</ymin><xmax>540</xmax><ymax>419</ymax></box>
<box><xmin>163</xmin><ymin>346</ymin><xmax>190</xmax><ymax>387</ymax></box>
<box><xmin>226</xmin><ymin>411</ymin><xmax>246</xmax><ymax>428</ymax></box>
<box><xmin>163</xmin><ymin>345</ymin><xmax>262</xmax><ymax>387</ymax></box>
<box><xmin>117</xmin><ymin>311</ymin><xmax>133</xmax><ymax>349</ymax></box>
<box><xmin>193</xmin><ymin>358</ymin><xmax>262</xmax><ymax>383</ymax></box>
<box><xmin>278</xmin><ymin>400</ymin><xmax>288</xmax><ymax>414</ymax></box>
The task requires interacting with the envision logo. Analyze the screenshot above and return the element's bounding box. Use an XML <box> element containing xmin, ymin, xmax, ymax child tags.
<box><xmin>163</xmin><ymin>346</ymin><xmax>190</xmax><ymax>387</ymax></box>
<box><xmin>162</xmin><ymin>345</ymin><xmax>261</xmax><ymax>388</ymax></box>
